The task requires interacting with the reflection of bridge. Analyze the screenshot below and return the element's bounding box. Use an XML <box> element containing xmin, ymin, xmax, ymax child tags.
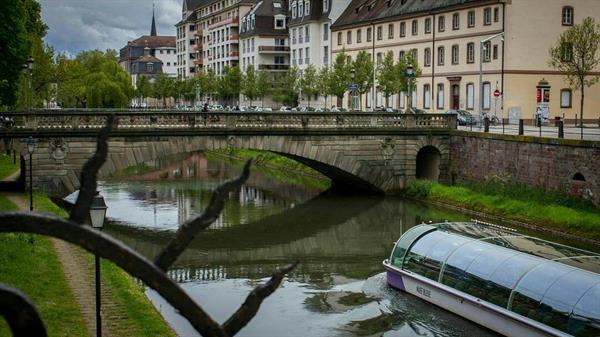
<box><xmin>2</xmin><ymin>111</ymin><xmax>455</xmax><ymax>197</ymax></box>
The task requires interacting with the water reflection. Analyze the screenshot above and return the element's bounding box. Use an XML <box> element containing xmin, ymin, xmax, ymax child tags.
<box><xmin>101</xmin><ymin>152</ymin><xmax>497</xmax><ymax>337</ymax></box>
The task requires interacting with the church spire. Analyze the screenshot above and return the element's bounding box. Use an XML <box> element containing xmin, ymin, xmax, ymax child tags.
<box><xmin>150</xmin><ymin>3</ymin><xmax>157</xmax><ymax>36</ymax></box>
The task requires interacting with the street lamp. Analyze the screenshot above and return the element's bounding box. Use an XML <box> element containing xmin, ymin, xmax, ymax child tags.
<box><xmin>89</xmin><ymin>191</ymin><xmax>107</xmax><ymax>337</ymax></box>
<box><xmin>27</xmin><ymin>136</ymin><xmax>35</xmax><ymax>211</ymax></box>
<box><xmin>23</xmin><ymin>57</ymin><xmax>34</xmax><ymax>111</ymax></box>
<box><xmin>350</xmin><ymin>68</ymin><xmax>356</xmax><ymax>111</ymax></box>
<box><xmin>479</xmin><ymin>32</ymin><xmax>503</xmax><ymax>118</ymax></box>
<box><xmin>405</xmin><ymin>65</ymin><xmax>415</xmax><ymax>112</ymax></box>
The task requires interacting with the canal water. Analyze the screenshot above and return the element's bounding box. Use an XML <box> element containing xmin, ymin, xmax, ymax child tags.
<box><xmin>99</xmin><ymin>152</ymin><xmax>505</xmax><ymax>337</ymax></box>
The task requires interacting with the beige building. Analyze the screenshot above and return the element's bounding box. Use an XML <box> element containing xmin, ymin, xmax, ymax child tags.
<box><xmin>331</xmin><ymin>0</ymin><xmax>600</xmax><ymax>122</ymax></box>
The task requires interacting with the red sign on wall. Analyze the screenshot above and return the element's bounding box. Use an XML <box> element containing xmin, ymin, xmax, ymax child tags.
<box><xmin>536</xmin><ymin>88</ymin><xmax>542</xmax><ymax>103</ymax></box>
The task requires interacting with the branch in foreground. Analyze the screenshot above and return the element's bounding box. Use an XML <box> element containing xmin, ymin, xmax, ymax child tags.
<box><xmin>154</xmin><ymin>159</ymin><xmax>252</xmax><ymax>271</ymax></box>
<box><xmin>70</xmin><ymin>114</ymin><xmax>117</xmax><ymax>224</ymax></box>
<box><xmin>223</xmin><ymin>261</ymin><xmax>299</xmax><ymax>336</ymax></box>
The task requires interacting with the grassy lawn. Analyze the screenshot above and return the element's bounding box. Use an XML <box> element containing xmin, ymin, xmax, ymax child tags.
<box><xmin>0</xmin><ymin>153</ymin><xmax>19</xmax><ymax>180</ymax></box>
<box><xmin>405</xmin><ymin>179</ymin><xmax>600</xmax><ymax>236</ymax></box>
<box><xmin>0</xmin><ymin>195</ymin><xmax>88</xmax><ymax>337</ymax></box>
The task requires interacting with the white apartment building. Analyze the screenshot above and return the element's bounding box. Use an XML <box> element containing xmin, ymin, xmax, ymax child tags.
<box><xmin>175</xmin><ymin>0</ymin><xmax>205</xmax><ymax>78</ymax></box>
<box><xmin>289</xmin><ymin>0</ymin><xmax>351</xmax><ymax>108</ymax></box>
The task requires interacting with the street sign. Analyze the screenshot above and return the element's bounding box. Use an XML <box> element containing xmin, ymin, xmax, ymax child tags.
<box><xmin>348</xmin><ymin>83</ymin><xmax>359</xmax><ymax>90</ymax></box>
<box><xmin>494</xmin><ymin>89</ymin><xmax>501</xmax><ymax>97</ymax></box>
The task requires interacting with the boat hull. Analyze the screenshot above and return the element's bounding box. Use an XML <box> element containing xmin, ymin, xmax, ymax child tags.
<box><xmin>383</xmin><ymin>261</ymin><xmax>570</xmax><ymax>337</ymax></box>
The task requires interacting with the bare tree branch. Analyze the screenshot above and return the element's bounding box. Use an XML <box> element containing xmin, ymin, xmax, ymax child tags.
<box><xmin>223</xmin><ymin>261</ymin><xmax>299</xmax><ymax>336</ymax></box>
<box><xmin>154</xmin><ymin>159</ymin><xmax>252</xmax><ymax>271</ymax></box>
<box><xmin>0</xmin><ymin>212</ymin><xmax>228</xmax><ymax>337</ymax></box>
<box><xmin>69</xmin><ymin>115</ymin><xmax>117</xmax><ymax>224</ymax></box>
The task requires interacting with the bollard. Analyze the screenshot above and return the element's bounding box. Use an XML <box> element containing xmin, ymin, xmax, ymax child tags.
<box><xmin>13</xmin><ymin>149</ymin><xmax>16</xmax><ymax>165</ymax></box>
<box><xmin>484</xmin><ymin>117</ymin><xmax>490</xmax><ymax>132</ymax></box>
<box><xmin>558</xmin><ymin>120</ymin><xmax>564</xmax><ymax>138</ymax></box>
<box><xmin>519</xmin><ymin>119</ymin><xmax>524</xmax><ymax>135</ymax></box>
<box><xmin>575</xmin><ymin>115</ymin><xmax>578</xmax><ymax>127</ymax></box>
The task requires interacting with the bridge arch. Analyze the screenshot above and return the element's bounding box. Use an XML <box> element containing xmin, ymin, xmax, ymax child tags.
<box><xmin>416</xmin><ymin>146</ymin><xmax>442</xmax><ymax>181</ymax></box>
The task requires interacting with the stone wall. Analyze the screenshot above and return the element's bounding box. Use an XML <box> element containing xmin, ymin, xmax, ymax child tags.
<box><xmin>449</xmin><ymin>132</ymin><xmax>600</xmax><ymax>207</ymax></box>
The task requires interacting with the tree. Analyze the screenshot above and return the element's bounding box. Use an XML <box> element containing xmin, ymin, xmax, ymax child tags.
<box><xmin>377</xmin><ymin>51</ymin><xmax>398</xmax><ymax>109</ymax></box>
<box><xmin>200</xmin><ymin>69</ymin><xmax>218</xmax><ymax>103</ymax></box>
<box><xmin>317</xmin><ymin>66</ymin><xmax>331</xmax><ymax>108</ymax></box>
<box><xmin>217</xmin><ymin>65</ymin><xmax>242</xmax><ymax>106</ymax></box>
<box><xmin>300</xmin><ymin>64</ymin><xmax>319</xmax><ymax>108</ymax></box>
<box><xmin>395</xmin><ymin>51</ymin><xmax>421</xmax><ymax>111</ymax></box>
<box><xmin>136</xmin><ymin>75</ymin><xmax>151</xmax><ymax>106</ymax></box>
<box><xmin>242</xmin><ymin>65</ymin><xmax>259</xmax><ymax>105</ymax></box>
<box><xmin>153</xmin><ymin>73</ymin><xmax>176</xmax><ymax>108</ymax></box>
<box><xmin>273</xmin><ymin>66</ymin><xmax>299</xmax><ymax>107</ymax></box>
<box><xmin>256</xmin><ymin>70</ymin><xmax>270</xmax><ymax>107</ymax></box>
<box><xmin>352</xmin><ymin>51</ymin><xmax>374</xmax><ymax>110</ymax></box>
<box><xmin>329</xmin><ymin>51</ymin><xmax>352</xmax><ymax>107</ymax></box>
<box><xmin>549</xmin><ymin>17</ymin><xmax>600</xmax><ymax>136</ymax></box>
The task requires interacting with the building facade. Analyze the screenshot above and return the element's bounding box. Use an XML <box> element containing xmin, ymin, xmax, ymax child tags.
<box><xmin>331</xmin><ymin>0</ymin><xmax>600</xmax><ymax>120</ymax></box>
<box><xmin>240</xmin><ymin>0</ymin><xmax>290</xmax><ymax>107</ymax></box>
<box><xmin>176</xmin><ymin>0</ymin><xmax>206</xmax><ymax>79</ymax></box>
<box><xmin>289</xmin><ymin>0</ymin><xmax>352</xmax><ymax>108</ymax></box>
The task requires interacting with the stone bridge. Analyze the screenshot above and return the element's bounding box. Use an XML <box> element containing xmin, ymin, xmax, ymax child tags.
<box><xmin>1</xmin><ymin>111</ymin><xmax>455</xmax><ymax>197</ymax></box>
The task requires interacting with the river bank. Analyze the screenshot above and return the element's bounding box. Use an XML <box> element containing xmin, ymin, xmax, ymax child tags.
<box><xmin>404</xmin><ymin>179</ymin><xmax>600</xmax><ymax>242</ymax></box>
<box><xmin>0</xmin><ymin>193</ymin><xmax>176</xmax><ymax>337</ymax></box>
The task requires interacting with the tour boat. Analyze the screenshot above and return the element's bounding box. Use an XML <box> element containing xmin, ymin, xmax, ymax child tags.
<box><xmin>383</xmin><ymin>221</ymin><xmax>600</xmax><ymax>337</ymax></box>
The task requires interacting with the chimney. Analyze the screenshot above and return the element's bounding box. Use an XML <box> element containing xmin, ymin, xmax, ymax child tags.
<box><xmin>144</xmin><ymin>46</ymin><xmax>150</xmax><ymax>57</ymax></box>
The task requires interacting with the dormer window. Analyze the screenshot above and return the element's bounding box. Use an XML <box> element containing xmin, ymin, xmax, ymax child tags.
<box><xmin>292</xmin><ymin>2</ymin><xmax>297</xmax><ymax>18</ymax></box>
<box><xmin>305</xmin><ymin>1</ymin><xmax>310</xmax><ymax>16</ymax></box>
<box><xmin>251</xmin><ymin>15</ymin><xmax>255</xmax><ymax>29</ymax></box>
<box><xmin>298</xmin><ymin>1</ymin><xmax>303</xmax><ymax>17</ymax></box>
<box><xmin>275</xmin><ymin>15</ymin><xmax>285</xmax><ymax>29</ymax></box>
<box><xmin>323</xmin><ymin>0</ymin><xmax>328</xmax><ymax>12</ymax></box>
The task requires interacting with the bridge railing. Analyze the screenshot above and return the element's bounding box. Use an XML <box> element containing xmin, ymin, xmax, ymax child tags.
<box><xmin>0</xmin><ymin>111</ymin><xmax>456</xmax><ymax>131</ymax></box>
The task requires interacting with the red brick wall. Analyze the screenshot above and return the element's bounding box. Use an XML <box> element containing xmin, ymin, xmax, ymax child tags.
<box><xmin>450</xmin><ymin>132</ymin><xmax>600</xmax><ymax>207</ymax></box>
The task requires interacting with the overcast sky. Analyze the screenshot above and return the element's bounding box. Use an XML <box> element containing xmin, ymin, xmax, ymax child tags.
<box><xmin>40</xmin><ymin>0</ymin><xmax>182</xmax><ymax>55</ymax></box>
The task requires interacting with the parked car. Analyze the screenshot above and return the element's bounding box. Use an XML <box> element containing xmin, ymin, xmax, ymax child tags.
<box><xmin>212</xmin><ymin>104</ymin><xmax>224</xmax><ymax>111</ymax></box>
<box><xmin>445</xmin><ymin>109</ymin><xmax>474</xmax><ymax>125</ymax></box>
<box><xmin>262</xmin><ymin>107</ymin><xmax>273</xmax><ymax>112</ymax></box>
<box><xmin>279</xmin><ymin>106</ymin><xmax>291</xmax><ymax>112</ymax></box>
<box><xmin>314</xmin><ymin>108</ymin><xmax>326</xmax><ymax>113</ymax></box>
<box><xmin>405</xmin><ymin>107</ymin><xmax>427</xmax><ymax>114</ymax></box>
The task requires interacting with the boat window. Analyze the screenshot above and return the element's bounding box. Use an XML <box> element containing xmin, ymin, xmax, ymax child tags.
<box><xmin>390</xmin><ymin>225</ymin><xmax>436</xmax><ymax>268</ymax></box>
<box><xmin>539</xmin><ymin>270</ymin><xmax>599</xmax><ymax>333</ymax></box>
<box><xmin>571</xmin><ymin>283</ymin><xmax>600</xmax><ymax>336</ymax></box>
<box><xmin>403</xmin><ymin>231</ymin><xmax>448</xmax><ymax>280</ymax></box>
<box><xmin>510</xmin><ymin>262</ymin><xmax>573</xmax><ymax>320</ymax></box>
<box><xmin>467</xmin><ymin>246</ymin><xmax>516</xmax><ymax>280</ymax></box>
<box><xmin>486</xmin><ymin>254</ymin><xmax>543</xmax><ymax>307</ymax></box>
<box><xmin>444</xmin><ymin>241</ymin><xmax>491</xmax><ymax>271</ymax></box>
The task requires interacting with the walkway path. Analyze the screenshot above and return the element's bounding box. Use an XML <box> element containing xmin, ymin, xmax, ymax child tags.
<box><xmin>2</xmin><ymin>193</ymin><xmax>135</xmax><ymax>337</ymax></box>
<box><xmin>458</xmin><ymin>124</ymin><xmax>600</xmax><ymax>141</ymax></box>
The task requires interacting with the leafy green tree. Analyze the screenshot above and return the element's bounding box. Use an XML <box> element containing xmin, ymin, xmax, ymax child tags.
<box><xmin>300</xmin><ymin>64</ymin><xmax>319</xmax><ymax>108</ymax></box>
<box><xmin>317</xmin><ymin>66</ymin><xmax>331</xmax><ymax>109</ymax></box>
<box><xmin>153</xmin><ymin>73</ymin><xmax>176</xmax><ymax>108</ymax></box>
<box><xmin>377</xmin><ymin>51</ymin><xmax>398</xmax><ymax>109</ymax></box>
<box><xmin>256</xmin><ymin>70</ymin><xmax>270</xmax><ymax>107</ymax></box>
<box><xmin>242</xmin><ymin>65</ymin><xmax>259</xmax><ymax>104</ymax></box>
<box><xmin>330</xmin><ymin>51</ymin><xmax>352</xmax><ymax>107</ymax></box>
<box><xmin>273</xmin><ymin>66</ymin><xmax>300</xmax><ymax>107</ymax></box>
<box><xmin>200</xmin><ymin>69</ymin><xmax>218</xmax><ymax>103</ymax></box>
<box><xmin>549</xmin><ymin>17</ymin><xmax>600</xmax><ymax>134</ymax></box>
<box><xmin>352</xmin><ymin>51</ymin><xmax>374</xmax><ymax>110</ymax></box>
<box><xmin>217</xmin><ymin>65</ymin><xmax>242</xmax><ymax>105</ymax></box>
<box><xmin>136</xmin><ymin>75</ymin><xmax>151</xmax><ymax>106</ymax></box>
<box><xmin>55</xmin><ymin>54</ymin><xmax>87</xmax><ymax>107</ymax></box>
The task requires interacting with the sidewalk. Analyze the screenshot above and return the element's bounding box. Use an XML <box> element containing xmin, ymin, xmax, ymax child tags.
<box><xmin>458</xmin><ymin>124</ymin><xmax>600</xmax><ymax>141</ymax></box>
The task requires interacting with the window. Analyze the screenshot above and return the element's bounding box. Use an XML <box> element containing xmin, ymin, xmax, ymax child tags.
<box><xmin>424</xmin><ymin>48</ymin><xmax>431</xmax><ymax>67</ymax></box>
<box><xmin>562</xmin><ymin>43</ymin><xmax>573</xmax><ymax>61</ymax></box>
<box><xmin>562</xmin><ymin>6</ymin><xmax>574</xmax><ymax>26</ymax></box>
<box><xmin>466</xmin><ymin>83</ymin><xmax>474</xmax><ymax>109</ymax></box>
<box><xmin>483</xmin><ymin>82</ymin><xmax>491</xmax><ymax>109</ymax></box>
<box><xmin>304</xmin><ymin>0</ymin><xmax>310</xmax><ymax>15</ymax></box>
<box><xmin>292</xmin><ymin>49</ymin><xmax>297</xmax><ymax>65</ymax></box>
<box><xmin>423</xmin><ymin>84</ymin><xmax>431</xmax><ymax>109</ymax></box>
<box><xmin>412</xmin><ymin>20</ymin><xmax>418</xmax><ymax>35</ymax></box>
<box><xmin>323</xmin><ymin>0</ymin><xmax>328</xmax><ymax>12</ymax></box>
<box><xmin>275</xmin><ymin>56</ymin><xmax>285</xmax><ymax>64</ymax></box>
<box><xmin>468</xmin><ymin>10</ymin><xmax>475</xmax><ymax>27</ymax></box>
<box><xmin>483</xmin><ymin>41</ymin><xmax>491</xmax><ymax>62</ymax></box>
<box><xmin>367</xmin><ymin>27</ymin><xmax>372</xmax><ymax>42</ymax></box>
<box><xmin>377</xmin><ymin>26</ymin><xmax>383</xmax><ymax>40</ymax></box>
<box><xmin>323</xmin><ymin>23</ymin><xmax>329</xmax><ymax>40</ymax></box>
<box><xmin>377</xmin><ymin>52</ymin><xmax>382</xmax><ymax>65</ymax></box>
<box><xmin>323</xmin><ymin>46</ymin><xmax>329</xmax><ymax>64</ymax></box>
<box><xmin>305</xmin><ymin>26</ymin><xmax>310</xmax><ymax>42</ymax></box>
<box><xmin>438</xmin><ymin>16</ymin><xmax>445</xmax><ymax>32</ymax></box>
<box><xmin>305</xmin><ymin>47</ymin><xmax>309</xmax><ymax>63</ymax></box>
<box><xmin>298</xmin><ymin>48</ymin><xmax>303</xmax><ymax>64</ymax></box>
<box><xmin>452</xmin><ymin>45</ymin><xmax>459</xmax><ymax>64</ymax></box>
<box><xmin>493</xmin><ymin>44</ymin><xmax>498</xmax><ymax>60</ymax></box>
<box><xmin>399</xmin><ymin>92</ymin><xmax>405</xmax><ymax>108</ymax></box>
<box><xmin>275</xmin><ymin>18</ymin><xmax>285</xmax><ymax>29</ymax></box>
<box><xmin>437</xmin><ymin>84</ymin><xmax>444</xmax><ymax>109</ymax></box>
<box><xmin>347</xmin><ymin>31</ymin><xmax>352</xmax><ymax>44</ymax></box>
<box><xmin>357</xmin><ymin>29</ymin><xmax>362</xmax><ymax>43</ymax></box>
<box><xmin>337</xmin><ymin>32</ymin><xmax>342</xmax><ymax>45</ymax></box>
<box><xmin>292</xmin><ymin>28</ymin><xmax>297</xmax><ymax>44</ymax></box>
<box><xmin>425</xmin><ymin>18</ymin><xmax>431</xmax><ymax>34</ymax></box>
<box><xmin>147</xmin><ymin>63</ymin><xmax>154</xmax><ymax>72</ymax></box>
<box><xmin>399</xmin><ymin>50</ymin><xmax>405</xmax><ymax>61</ymax></box>
<box><xmin>298</xmin><ymin>1</ymin><xmax>303</xmax><ymax>16</ymax></box>
<box><xmin>484</xmin><ymin>8</ymin><xmax>492</xmax><ymax>25</ymax></box>
<box><xmin>561</xmin><ymin>89</ymin><xmax>572</xmax><ymax>108</ymax></box>
<box><xmin>388</xmin><ymin>24</ymin><xmax>394</xmax><ymax>39</ymax></box>
<box><xmin>400</xmin><ymin>22</ymin><xmax>406</xmax><ymax>37</ymax></box>
<box><xmin>292</xmin><ymin>3</ymin><xmax>297</xmax><ymax>18</ymax></box>
<box><xmin>467</xmin><ymin>42</ymin><xmax>475</xmax><ymax>63</ymax></box>
<box><xmin>437</xmin><ymin>46</ymin><xmax>445</xmax><ymax>66</ymax></box>
<box><xmin>494</xmin><ymin>7</ymin><xmax>499</xmax><ymax>22</ymax></box>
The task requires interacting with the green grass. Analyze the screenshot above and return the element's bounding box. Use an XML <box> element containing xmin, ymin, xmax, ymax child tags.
<box><xmin>405</xmin><ymin>179</ymin><xmax>600</xmax><ymax>235</ymax></box>
<box><xmin>0</xmin><ymin>196</ymin><xmax>88</xmax><ymax>337</ymax></box>
<box><xmin>0</xmin><ymin>153</ymin><xmax>19</xmax><ymax>180</ymax></box>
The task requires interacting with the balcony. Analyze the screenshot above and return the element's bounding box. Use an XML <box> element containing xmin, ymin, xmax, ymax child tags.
<box><xmin>194</xmin><ymin>44</ymin><xmax>202</xmax><ymax>51</ymax></box>
<box><xmin>258</xmin><ymin>46</ymin><xmax>290</xmax><ymax>53</ymax></box>
<box><xmin>229</xmin><ymin>51</ymin><xmax>239</xmax><ymax>59</ymax></box>
<box><xmin>194</xmin><ymin>29</ymin><xmax>203</xmax><ymax>37</ymax></box>
<box><xmin>208</xmin><ymin>17</ymin><xmax>239</xmax><ymax>31</ymax></box>
<box><xmin>229</xmin><ymin>33</ymin><xmax>239</xmax><ymax>41</ymax></box>
<box><xmin>258</xmin><ymin>64</ymin><xmax>289</xmax><ymax>71</ymax></box>
<box><xmin>194</xmin><ymin>58</ymin><xmax>204</xmax><ymax>65</ymax></box>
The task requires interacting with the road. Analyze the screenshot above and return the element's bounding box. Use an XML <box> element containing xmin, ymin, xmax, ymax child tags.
<box><xmin>458</xmin><ymin>123</ymin><xmax>600</xmax><ymax>141</ymax></box>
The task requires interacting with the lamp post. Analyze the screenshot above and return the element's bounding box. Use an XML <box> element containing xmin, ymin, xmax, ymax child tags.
<box><xmin>350</xmin><ymin>68</ymin><xmax>356</xmax><ymax>111</ymax></box>
<box><xmin>90</xmin><ymin>192</ymin><xmax>108</xmax><ymax>337</ymax></box>
<box><xmin>405</xmin><ymin>65</ymin><xmax>415</xmax><ymax>112</ymax></box>
<box><xmin>24</xmin><ymin>57</ymin><xmax>34</xmax><ymax>111</ymax></box>
<box><xmin>27</xmin><ymin>136</ymin><xmax>35</xmax><ymax>211</ymax></box>
<box><xmin>479</xmin><ymin>32</ymin><xmax>503</xmax><ymax>118</ymax></box>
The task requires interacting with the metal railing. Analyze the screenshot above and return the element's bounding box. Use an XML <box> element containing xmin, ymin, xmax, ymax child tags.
<box><xmin>0</xmin><ymin>111</ymin><xmax>457</xmax><ymax>132</ymax></box>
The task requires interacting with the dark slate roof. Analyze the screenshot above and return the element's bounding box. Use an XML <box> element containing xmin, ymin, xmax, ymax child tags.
<box><xmin>134</xmin><ymin>54</ymin><xmax>163</xmax><ymax>63</ymax></box>
<box><xmin>332</xmin><ymin>0</ymin><xmax>499</xmax><ymax>29</ymax></box>
<box><xmin>241</xmin><ymin>0</ymin><xmax>289</xmax><ymax>37</ymax></box>
<box><xmin>129</xmin><ymin>35</ymin><xmax>176</xmax><ymax>48</ymax></box>
<box><xmin>184</xmin><ymin>0</ymin><xmax>207</xmax><ymax>11</ymax></box>
<box><xmin>289</xmin><ymin>0</ymin><xmax>331</xmax><ymax>26</ymax></box>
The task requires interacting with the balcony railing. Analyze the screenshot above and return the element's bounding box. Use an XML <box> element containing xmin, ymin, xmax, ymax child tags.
<box><xmin>208</xmin><ymin>17</ymin><xmax>239</xmax><ymax>31</ymax></box>
<box><xmin>258</xmin><ymin>46</ymin><xmax>290</xmax><ymax>53</ymax></box>
<box><xmin>258</xmin><ymin>64</ymin><xmax>290</xmax><ymax>70</ymax></box>
<box><xmin>229</xmin><ymin>51</ymin><xmax>239</xmax><ymax>58</ymax></box>
<box><xmin>229</xmin><ymin>33</ymin><xmax>239</xmax><ymax>40</ymax></box>
<box><xmin>194</xmin><ymin>58</ymin><xmax>204</xmax><ymax>65</ymax></box>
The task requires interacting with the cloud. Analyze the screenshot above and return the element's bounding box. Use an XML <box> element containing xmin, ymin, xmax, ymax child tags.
<box><xmin>40</xmin><ymin>0</ymin><xmax>181</xmax><ymax>55</ymax></box>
